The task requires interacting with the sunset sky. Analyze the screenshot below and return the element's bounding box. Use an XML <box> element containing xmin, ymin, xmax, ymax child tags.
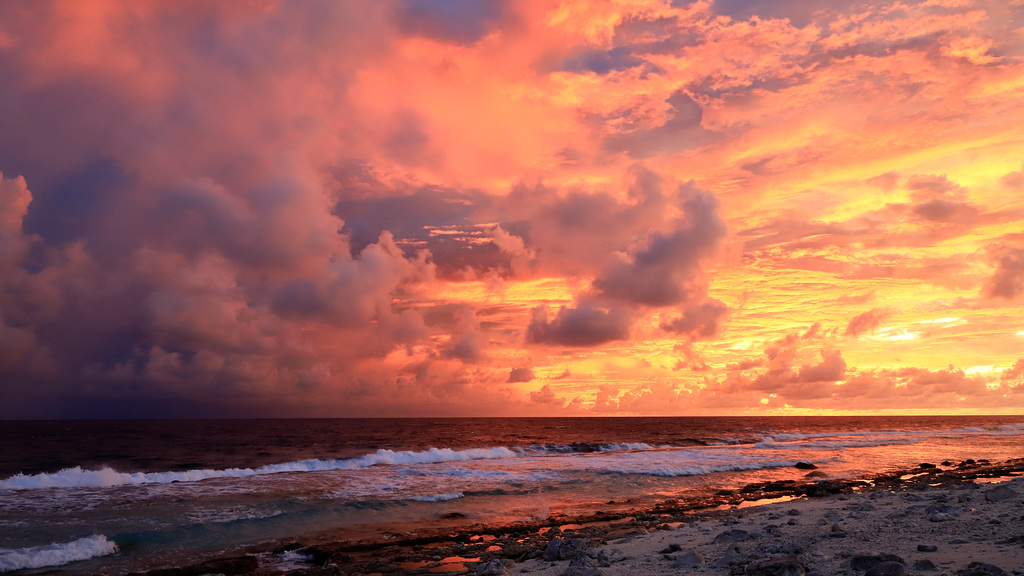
<box><xmin>1</xmin><ymin>0</ymin><xmax>1023</xmax><ymax>418</ymax></box>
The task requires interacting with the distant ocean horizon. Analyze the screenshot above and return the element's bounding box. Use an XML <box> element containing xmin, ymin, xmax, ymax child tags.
<box><xmin>2</xmin><ymin>415</ymin><xmax>1023</xmax><ymax>574</ymax></box>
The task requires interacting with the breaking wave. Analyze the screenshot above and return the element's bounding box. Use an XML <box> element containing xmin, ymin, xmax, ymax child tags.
<box><xmin>406</xmin><ymin>491</ymin><xmax>465</xmax><ymax>502</ymax></box>
<box><xmin>0</xmin><ymin>446</ymin><xmax>519</xmax><ymax>491</ymax></box>
<box><xmin>519</xmin><ymin>442</ymin><xmax>654</xmax><ymax>455</ymax></box>
<box><xmin>754</xmin><ymin>422</ymin><xmax>1024</xmax><ymax>448</ymax></box>
<box><xmin>0</xmin><ymin>535</ymin><xmax>117</xmax><ymax>572</ymax></box>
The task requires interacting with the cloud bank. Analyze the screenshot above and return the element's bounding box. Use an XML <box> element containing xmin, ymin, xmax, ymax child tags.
<box><xmin>0</xmin><ymin>0</ymin><xmax>1022</xmax><ymax>417</ymax></box>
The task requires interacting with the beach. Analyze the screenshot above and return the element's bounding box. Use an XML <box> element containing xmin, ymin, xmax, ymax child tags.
<box><xmin>153</xmin><ymin>458</ymin><xmax>1024</xmax><ymax>576</ymax></box>
<box><xmin>4</xmin><ymin>418</ymin><xmax>1023</xmax><ymax>575</ymax></box>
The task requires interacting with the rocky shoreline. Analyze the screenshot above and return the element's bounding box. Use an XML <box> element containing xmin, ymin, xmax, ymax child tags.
<box><xmin>129</xmin><ymin>458</ymin><xmax>1024</xmax><ymax>576</ymax></box>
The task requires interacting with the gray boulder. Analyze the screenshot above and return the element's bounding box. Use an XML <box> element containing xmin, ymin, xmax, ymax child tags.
<box><xmin>561</xmin><ymin>552</ymin><xmax>600</xmax><ymax>576</ymax></box>
<box><xmin>983</xmin><ymin>485</ymin><xmax>1016</xmax><ymax>503</ymax></box>
<box><xmin>475</xmin><ymin>558</ymin><xmax>515</xmax><ymax>576</ymax></box>
<box><xmin>545</xmin><ymin>538</ymin><xmax>595</xmax><ymax>561</ymax></box>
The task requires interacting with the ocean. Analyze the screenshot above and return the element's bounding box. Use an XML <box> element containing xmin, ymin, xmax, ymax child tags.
<box><xmin>1</xmin><ymin>416</ymin><xmax>1023</xmax><ymax>574</ymax></box>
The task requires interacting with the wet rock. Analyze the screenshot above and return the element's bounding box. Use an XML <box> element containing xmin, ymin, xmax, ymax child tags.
<box><xmin>851</xmin><ymin>554</ymin><xmax>906</xmax><ymax>572</ymax></box>
<box><xmin>914</xmin><ymin>559</ymin><xmax>938</xmax><ymax>571</ymax></box>
<box><xmin>561</xmin><ymin>552</ymin><xmax>600</xmax><ymax>576</ymax></box>
<box><xmin>803</xmin><ymin>480</ymin><xmax>850</xmax><ymax>497</ymax></box>
<box><xmin>672</xmin><ymin>550</ymin><xmax>704</xmax><ymax>569</ymax></box>
<box><xmin>866</xmin><ymin>561</ymin><xmax>907</xmax><ymax>576</ymax></box>
<box><xmin>128</xmin><ymin>556</ymin><xmax>259</xmax><ymax>576</ymax></box>
<box><xmin>787</xmin><ymin>509</ymin><xmax>802</xmax><ymax>516</ymax></box>
<box><xmin>917</xmin><ymin>544</ymin><xmax>938</xmax><ymax>552</ymax></box>
<box><xmin>746</xmin><ymin>556</ymin><xmax>807</xmax><ymax>576</ymax></box>
<box><xmin>919</xmin><ymin>463</ymin><xmax>937</xmax><ymax>469</ymax></box>
<box><xmin>713</xmin><ymin>529</ymin><xmax>752</xmax><ymax>543</ymax></box>
<box><xmin>984</xmin><ymin>485</ymin><xmax>1016</xmax><ymax>503</ymax></box>
<box><xmin>805</xmin><ymin>470</ymin><xmax>829</xmax><ymax>478</ymax></box>
<box><xmin>795</xmin><ymin>462</ymin><xmax>818</xmax><ymax>470</ymax></box>
<box><xmin>476</xmin><ymin>558</ymin><xmax>515</xmax><ymax>576</ymax></box>
<box><xmin>765</xmin><ymin>480</ymin><xmax>797</xmax><ymax>492</ymax></box>
<box><xmin>545</xmin><ymin>538</ymin><xmax>595</xmax><ymax>561</ymax></box>
<box><xmin>956</xmin><ymin>562</ymin><xmax>1008</xmax><ymax>576</ymax></box>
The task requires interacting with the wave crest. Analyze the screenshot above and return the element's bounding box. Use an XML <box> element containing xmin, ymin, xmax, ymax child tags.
<box><xmin>0</xmin><ymin>535</ymin><xmax>117</xmax><ymax>572</ymax></box>
<box><xmin>0</xmin><ymin>446</ymin><xmax>518</xmax><ymax>491</ymax></box>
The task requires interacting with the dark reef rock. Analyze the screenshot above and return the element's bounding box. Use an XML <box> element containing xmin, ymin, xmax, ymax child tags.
<box><xmin>850</xmin><ymin>553</ymin><xmax>905</xmax><ymax>572</ymax></box>
<box><xmin>956</xmin><ymin>562</ymin><xmax>1008</xmax><ymax>576</ymax></box>
<box><xmin>126</xmin><ymin>556</ymin><xmax>258</xmax><ymax>576</ymax></box>
<box><xmin>544</xmin><ymin>538</ymin><xmax>595</xmax><ymax>561</ymax></box>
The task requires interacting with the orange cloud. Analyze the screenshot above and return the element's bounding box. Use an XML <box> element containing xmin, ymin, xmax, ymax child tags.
<box><xmin>0</xmin><ymin>0</ymin><xmax>1023</xmax><ymax>416</ymax></box>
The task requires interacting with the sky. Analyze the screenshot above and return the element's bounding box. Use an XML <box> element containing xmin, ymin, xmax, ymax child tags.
<box><xmin>1</xmin><ymin>0</ymin><xmax>1023</xmax><ymax>418</ymax></box>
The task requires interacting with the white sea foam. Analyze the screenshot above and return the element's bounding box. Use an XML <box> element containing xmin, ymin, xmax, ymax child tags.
<box><xmin>0</xmin><ymin>535</ymin><xmax>117</xmax><ymax>572</ymax></box>
<box><xmin>578</xmin><ymin>446</ymin><xmax>808</xmax><ymax>478</ymax></box>
<box><xmin>753</xmin><ymin>437</ymin><xmax>919</xmax><ymax>450</ymax></box>
<box><xmin>407</xmin><ymin>491</ymin><xmax>465</xmax><ymax>502</ymax></box>
<box><xmin>758</xmin><ymin>423</ymin><xmax>1024</xmax><ymax>448</ymax></box>
<box><xmin>634</xmin><ymin>460</ymin><xmax>799</xmax><ymax>477</ymax></box>
<box><xmin>258</xmin><ymin>549</ymin><xmax>315</xmax><ymax>572</ymax></box>
<box><xmin>182</xmin><ymin>506</ymin><xmax>282</xmax><ymax>525</ymax></box>
<box><xmin>0</xmin><ymin>446</ymin><xmax>519</xmax><ymax>491</ymax></box>
<box><xmin>520</xmin><ymin>442</ymin><xmax>655</xmax><ymax>455</ymax></box>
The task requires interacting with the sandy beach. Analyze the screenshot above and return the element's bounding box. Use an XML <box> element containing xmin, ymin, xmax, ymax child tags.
<box><xmin>140</xmin><ymin>458</ymin><xmax>1024</xmax><ymax>576</ymax></box>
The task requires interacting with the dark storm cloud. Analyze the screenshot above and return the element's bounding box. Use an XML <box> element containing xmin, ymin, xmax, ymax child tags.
<box><xmin>443</xmin><ymin>309</ymin><xmax>487</xmax><ymax>364</ymax></box>
<box><xmin>603</xmin><ymin>91</ymin><xmax>717</xmax><ymax>158</ymax></box>
<box><xmin>659</xmin><ymin>298</ymin><xmax>729</xmax><ymax>339</ymax></box>
<box><xmin>394</xmin><ymin>0</ymin><xmax>506</xmax><ymax>44</ymax></box>
<box><xmin>507</xmin><ymin>366</ymin><xmax>535</xmax><ymax>383</ymax></box>
<box><xmin>560</xmin><ymin>46</ymin><xmax>648</xmax><ymax>75</ymax></box>
<box><xmin>527</xmin><ymin>302</ymin><xmax>633</xmax><ymax>347</ymax></box>
<box><xmin>384</xmin><ymin>110</ymin><xmax>438</xmax><ymax>167</ymax></box>
<box><xmin>592</xmin><ymin>188</ymin><xmax>725</xmax><ymax>306</ymax></box>
<box><xmin>0</xmin><ymin>2</ymin><xmax>449</xmax><ymax>417</ymax></box>
<box><xmin>710</xmin><ymin>0</ymin><xmax>875</xmax><ymax>27</ymax></box>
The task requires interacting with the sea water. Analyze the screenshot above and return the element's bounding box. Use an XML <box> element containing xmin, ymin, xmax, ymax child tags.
<box><xmin>1</xmin><ymin>416</ymin><xmax>1022</xmax><ymax>574</ymax></box>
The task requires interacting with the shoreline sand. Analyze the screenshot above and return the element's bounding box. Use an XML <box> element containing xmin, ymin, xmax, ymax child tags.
<box><xmin>130</xmin><ymin>458</ymin><xmax>1024</xmax><ymax>576</ymax></box>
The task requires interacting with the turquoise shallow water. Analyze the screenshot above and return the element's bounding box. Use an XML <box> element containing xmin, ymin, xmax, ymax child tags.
<box><xmin>1</xmin><ymin>416</ymin><xmax>1023</xmax><ymax>574</ymax></box>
